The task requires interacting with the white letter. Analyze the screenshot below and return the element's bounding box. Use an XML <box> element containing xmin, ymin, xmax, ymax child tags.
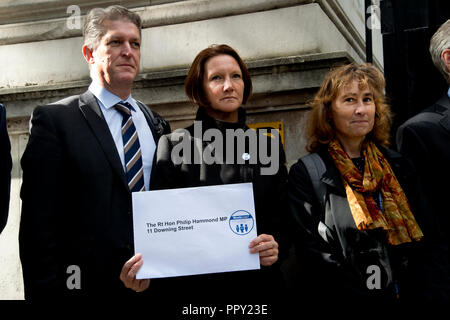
<box><xmin>203</xmin><ymin>128</ymin><xmax>223</xmax><ymax>164</ymax></box>
<box><xmin>170</xmin><ymin>129</ymin><xmax>191</xmax><ymax>165</ymax></box>
<box><xmin>66</xmin><ymin>265</ymin><xmax>81</xmax><ymax>290</ymax></box>
<box><xmin>225</xmin><ymin>129</ymin><xmax>257</xmax><ymax>164</ymax></box>
<box><xmin>366</xmin><ymin>5</ymin><xmax>381</xmax><ymax>30</ymax></box>
<box><xmin>193</xmin><ymin>121</ymin><xmax>203</xmax><ymax>165</ymax></box>
<box><xmin>66</xmin><ymin>5</ymin><xmax>81</xmax><ymax>30</ymax></box>
<box><xmin>366</xmin><ymin>264</ymin><xmax>381</xmax><ymax>289</ymax></box>
<box><xmin>259</xmin><ymin>129</ymin><xmax>280</xmax><ymax>176</ymax></box>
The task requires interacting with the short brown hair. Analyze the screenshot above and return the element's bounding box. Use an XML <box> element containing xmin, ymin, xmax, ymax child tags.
<box><xmin>184</xmin><ymin>44</ymin><xmax>252</xmax><ymax>107</ymax></box>
<box><xmin>306</xmin><ymin>63</ymin><xmax>392</xmax><ymax>152</ymax></box>
<box><xmin>83</xmin><ymin>5</ymin><xmax>142</xmax><ymax>51</ymax></box>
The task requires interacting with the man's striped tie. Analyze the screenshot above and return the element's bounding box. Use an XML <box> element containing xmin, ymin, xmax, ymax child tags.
<box><xmin>115</xmin><ymin>101</ymin><xmax>145</xmax><ymax>192</ymax></box>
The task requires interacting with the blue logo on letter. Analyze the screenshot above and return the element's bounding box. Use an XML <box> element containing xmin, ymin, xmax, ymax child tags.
<box><xmin>229</xmin><ymin>210</ymin><xmax>254</xmax><ymax>235</ymax></box>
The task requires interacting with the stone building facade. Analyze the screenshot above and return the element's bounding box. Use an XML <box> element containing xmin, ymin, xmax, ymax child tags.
<box><xmin>0</xmin><ymin>0</ymin><xmax>383</xmax><ymax>299</ymax></box>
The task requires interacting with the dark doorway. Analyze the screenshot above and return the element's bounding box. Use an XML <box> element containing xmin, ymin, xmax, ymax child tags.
<box><xmin>380</xmin><ymin>0</ymin><xmax>450</xmax><ymax>146</ymax></box>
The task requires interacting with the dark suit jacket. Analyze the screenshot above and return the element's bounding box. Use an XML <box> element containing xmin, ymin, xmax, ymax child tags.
<box><xmin>0</xmin><ymin>103</ymin><xmax>12</xmax><ymax>233</ymax></box>
<box><xmin>19</xmin><ymin>90</ymin><xmax>170</xmax><ymax>299</ymax></box>
<box><xmin>396</xmin><ymin>93</ymin><xmax>450</xmax><ymax>299</ymax></box>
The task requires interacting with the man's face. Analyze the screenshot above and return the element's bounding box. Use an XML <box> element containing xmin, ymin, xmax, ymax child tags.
<box><xmin>88</xmin><ymin>19</ymin><xmax>141</xmax><ymax>92</ymax></box>
<box><xmin>442</xmin><ymin>48</ymin><xmax>450</xmax><ymax>80</ymax></box>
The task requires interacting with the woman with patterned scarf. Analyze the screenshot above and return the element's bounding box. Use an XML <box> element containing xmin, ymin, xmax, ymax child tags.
<box><xmin>288</xmin><ymin>63</ymin><xmax>439</xmax><ymax>302</ymax></box>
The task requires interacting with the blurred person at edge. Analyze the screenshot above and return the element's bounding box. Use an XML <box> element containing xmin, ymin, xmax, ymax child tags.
<box><xmin>19</xmin><ymin>5</ymin><xmax>170</xmax><ymax>299</ymax></box>
<box><xmin>288</xmin><ymin>63</ymin><xmax>441</xmax><ymax>302</ymax></box>
<box><xmin>0</xmin><ymin>103</ymin><xmax>12</xmax><ymax>234</ymax></box>
<box><xmin>146</xmin><ymin>44</ymin><xmax>289</xmax><ymax>300</ymax></box>
<box><xmin>396</xmin><ymin>18</ymin><xmax>450</xmax><ymax>300</ymax></box>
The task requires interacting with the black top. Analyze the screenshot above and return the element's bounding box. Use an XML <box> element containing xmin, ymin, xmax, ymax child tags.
<box><xmin>150</xmin><ymin>106</ymin><xmax>289</xmax><ymax>301</ymax></box>
<box><xmin>351</xmin><ymin>156</ymin><xmax>365</xmax><ymax>173</ymax></box>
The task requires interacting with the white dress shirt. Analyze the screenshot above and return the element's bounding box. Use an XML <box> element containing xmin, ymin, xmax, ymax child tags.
<box><xmin>89</xmin><ymin>82</ymin><xmax>155</xmax><ymax>191</ymax></box>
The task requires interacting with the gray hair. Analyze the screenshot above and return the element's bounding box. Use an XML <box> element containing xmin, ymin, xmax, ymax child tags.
<box><xmin>83</xmin><ymin>5</ymin><xmax>142</xmax><ymax>51</ymax></box>
<box><xmin>430</xmin><ymin>19</ymin><xmax>450</xmax><ymax>84</ymax></box>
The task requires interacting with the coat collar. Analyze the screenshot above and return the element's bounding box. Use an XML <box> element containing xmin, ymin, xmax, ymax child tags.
<box><xmin>194</xmin><ymin>106</ymin><xmax>247</xmax><ymax>132</ymax></box>
<box><xmin>321</xmin><ymin>165</ymin><xmax>345</xmax><ymax>195</ymax></box>
<box><xmin>436</xmin><ymin>94</ymin><xmax>450</xmax><ymax>133</ymax></box>
<box><xmin>316</xmin><ymin>147</ymin><xmax>346</xmax><ymax>195</ymax></box>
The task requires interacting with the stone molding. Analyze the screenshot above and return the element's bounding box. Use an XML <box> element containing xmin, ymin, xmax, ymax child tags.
<box><xmin>0</xmin><ymin>0</ymin><xmax>312</xmax><ymax>45</ymax></box>
<box><xmin>1</xmin><ymin>51</ymin><xmax>350</xmax><ymax>120</ymax></box>
<box><xmin>0</xmin><ymin>0</ymin><xmax>178</xmax><ymax>25</ymax></box>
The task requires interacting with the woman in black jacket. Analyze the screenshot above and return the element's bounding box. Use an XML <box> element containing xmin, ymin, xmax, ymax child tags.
<box><xmin>288</xmin><ymin>63</ymin><xmax>432</xmax><ymax>302</ymax></box>
<box><xmin>150</xmin><ymin>44</ymin><xmax>288</xmax><ymax>300</ymax></box>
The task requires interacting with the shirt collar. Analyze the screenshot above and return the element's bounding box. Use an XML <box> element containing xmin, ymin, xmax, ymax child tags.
<box><xmin>89</xmin><ymin>82</ymin><xmax>136</xmax><ymax>111</ymax></box>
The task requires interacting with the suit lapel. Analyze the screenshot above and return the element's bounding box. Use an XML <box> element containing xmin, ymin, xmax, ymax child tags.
<box><xmin>78</xmin><ymin>91</ymin><xmax>129</xmax><ymax>193</ymax></box>
<box><xmin>436</xmin><ymin>94</ymin><xmax>450</xmax><ymax>133</ymax></box>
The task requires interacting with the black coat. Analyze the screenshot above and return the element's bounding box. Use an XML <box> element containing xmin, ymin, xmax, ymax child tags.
<box><xmin>396</xmin><ymin>94</ymin><xmax>450</xmax><ymax>299</ymax></box>
<box><xmin>288</xmin><ymin>145</ymin><xmax>444</xmax><ymax>301</ymax></box>
<box><xmin>0</xmin><ymin>103</ymin><xmax>12</xmax><ymax>233</ymax></box>
<box><xmin>19</xmin><ymin>90</ymin><xmax>170</xmax><ymax>299</ymax></box>
<box><xmin>150</xmin><ymin>107</ymin><xmax>288</xmax><ymax>300</ymax></box>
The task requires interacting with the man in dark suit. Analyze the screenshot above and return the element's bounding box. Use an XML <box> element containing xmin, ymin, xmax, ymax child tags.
<box><xmin>0</xmin><ymin>103</ymin><xmax>12</xmax><ymax>234</ymax></box>
<box><xmin>396</xmin><ymin>19</ymin><xmax>450</xmax><ymax>300</ymax></box>
<box><xmin>19</xmin><ymin>5</ymin><xmax>170</xmax><ymax>299</ymax></box>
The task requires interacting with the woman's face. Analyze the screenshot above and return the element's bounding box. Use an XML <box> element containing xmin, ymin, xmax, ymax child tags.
<box><xmin>202</xmin><ymin>54</ymin><xmax>244</xmax><ymax>122</ymax></box>
<box><xmin>331</xmin><ymin>79</ymin><xmax>376</xmax><ymax>145</ymax></box>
